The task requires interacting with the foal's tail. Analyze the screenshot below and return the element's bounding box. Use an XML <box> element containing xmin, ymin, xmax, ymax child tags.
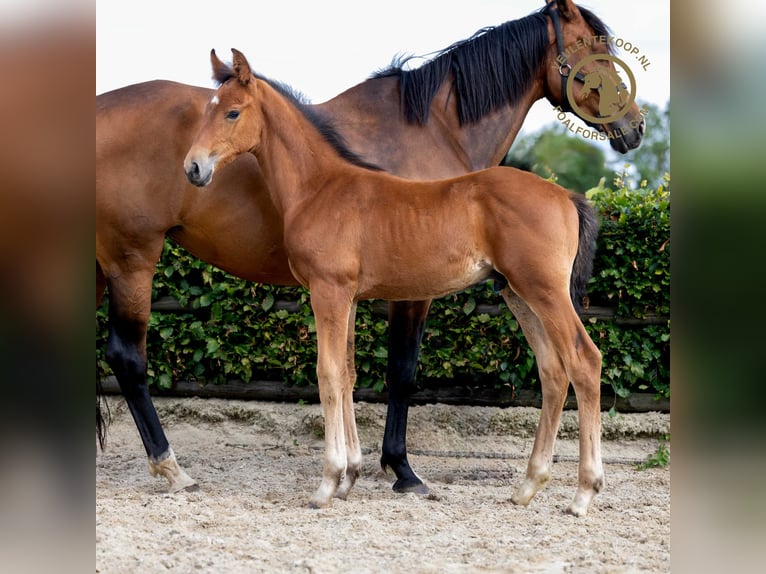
<box><xmin>569</xmin><ymin>193</ymin><xmax>599</xmax><ymax>312</ymax></box>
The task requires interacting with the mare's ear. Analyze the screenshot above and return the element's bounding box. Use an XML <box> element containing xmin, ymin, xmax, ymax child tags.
<box><xmin>231</xmin><ymin>48</ymin><xmax>252</xmax><ymax>85</ymax></box>
<box><xmin>555</xmin><ymin>0</ymin><xmax>579</xmax><ymax>21</ymax></box>
<box><xmin>210</xmin><ymin>49</ymin><xmax>234</xmax><ymax>84</ymax></box>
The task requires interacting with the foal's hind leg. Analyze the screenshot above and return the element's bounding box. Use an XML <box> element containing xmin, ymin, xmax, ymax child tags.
<box><xmin>103</xmin><ymin>263</ymin><xmax>196</xmax><ymax>492</ymax></box>
<box><xmin>505</xmin><ymin>287</ymin><xmax>604</xmax><ymax>516</ymax></box>
<box><xmin>558</xmin><ymin>318</ymin><xmax>604</xmax><ymax>516</ymax></box>
<box><xmin>335</xmin><ymin>303</ymin><xmax>362</xmax><ymax>501</ymax></box>
<box><xmin>501</xmin><ymin>288</ymin><xmax>570</xmax><ymax>507</ymax></box>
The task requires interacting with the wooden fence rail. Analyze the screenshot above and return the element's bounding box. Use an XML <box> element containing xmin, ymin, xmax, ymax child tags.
<box><xmin>130</xmin><ymin>295</ymin><xmax>669</xmax><ymax>413</ymax></box>
<box><xmin>151</xmin><ymin>296</ymin><xmax>669</xmax><ymax>327</ymax></box>
<box><xmin>100</xmin><ymin>376</ymin><xmax>669</xmax><ymax>413</ymax></box>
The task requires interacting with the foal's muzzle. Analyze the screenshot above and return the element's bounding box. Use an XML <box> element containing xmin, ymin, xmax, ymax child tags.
<box><xmin>184</xmin><ymin>158</ymin><xmax>213</xmax><ymax>187</ymax></box>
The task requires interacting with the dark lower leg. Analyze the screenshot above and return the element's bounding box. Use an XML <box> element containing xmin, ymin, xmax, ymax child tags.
<box><xmin>105</xmin><ymin>319</ymin><xmax>169</xmax><ymax>460</ymax></box>
<box><xmin>381</xmin><ymin>300</ymin><xmax>431</xmax><ymax>494</ymax></box>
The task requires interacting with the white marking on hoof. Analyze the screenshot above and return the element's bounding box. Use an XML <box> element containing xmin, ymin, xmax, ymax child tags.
<box><xmin>564</xmin><ymin>501</ymin><xmax>589</xmax><ymax>517</ymax></box>
<box><xmin>334</xmin><ymin>468</ymin><xmax>359</xmax><ymax>500</ymax></box>
<box><xmin>565</xmin><ymin>480</ymin><xmax>603</xmax><ymax>517</ymax></box>
<box><xmin>511</xmin><ymin>473</ymin><xmax>550</xmax><ymax>506</ymax></box>
<box><xmin>148</xmin><ymin>448</ymin><xmax>197</xmax><ymax>493</ymax></box>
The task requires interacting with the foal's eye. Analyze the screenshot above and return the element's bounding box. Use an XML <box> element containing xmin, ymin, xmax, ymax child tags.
<box><xmin>225</xmin><ymin>110</ymin><xmax>240</xmax><ymax>120</ymax></box>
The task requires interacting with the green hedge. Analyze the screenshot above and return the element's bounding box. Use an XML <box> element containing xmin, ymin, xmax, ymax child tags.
<box><xmin>585</xmin><ymin>172</ymin><xmax>670</xmax><ymax>401</ymax></box>
<box><xmin>96</xmin><ymin>173</ymin><xmax>670</xmax><ymax>401</ymax></box>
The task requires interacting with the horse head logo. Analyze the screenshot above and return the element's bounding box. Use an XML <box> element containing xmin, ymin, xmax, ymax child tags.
<box><xmin>581</xmin><ymin>68</ymin><xmax>630</xmax><ymax>118</ymax></box>
<box><xmin>567</xmin><ymin>54</ymin><xmax>636</xmax><ymax>124</ymax></box>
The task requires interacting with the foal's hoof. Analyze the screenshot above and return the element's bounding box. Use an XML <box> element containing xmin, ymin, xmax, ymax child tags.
<box><xmin>392</xmin><ymin>478</ymin><xmax>430</xmax><ymax>495</ymax></box>
<box><xmin>333</xmin><ymin>488</ymin><xmax>351</xmax><ymax>501</ymax></box>
<box><xmin>563</xmin><ymin>504</ymin><xmax>588</xmax><ymax>517</ymax></box>
<box><xmin>166</xmin><ymin>472</ymin><xmax>198</xmax><ymax>493</ymax></box>
<box><xmin>563</xmin><ymin>483</ymin><xmax>601</xmax><ymax>517</ymax></box>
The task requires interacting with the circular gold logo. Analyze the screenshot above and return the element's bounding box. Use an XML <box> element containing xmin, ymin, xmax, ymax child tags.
<box><xmin>566</xmin><ymin>54</ymin><xmax>636</xmax><ymax>124</ymax></box>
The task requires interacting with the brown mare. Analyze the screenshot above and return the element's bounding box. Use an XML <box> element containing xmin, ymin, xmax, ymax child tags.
<box><xmin>96</xmin><ymin>0</ymin><xmax>644</xmax><ymax>495</ymax></box>
<box><xmin>184</xmin><ymin>48</ymin><xmax>603</xmax><ymax>516</ymax></box>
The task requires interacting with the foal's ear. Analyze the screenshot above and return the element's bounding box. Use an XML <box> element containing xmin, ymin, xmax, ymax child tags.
<box><xmin>231</xmin><ymin>48</ymin><xmax>253</xmax><ymax>85</ymax></box>
<box><xmin>210</xmin><ymin>49</ymin><xmax>234</xmax><ymax>85</ymax></box>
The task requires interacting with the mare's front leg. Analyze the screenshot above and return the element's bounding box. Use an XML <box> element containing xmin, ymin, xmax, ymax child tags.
<box><xmin>103</xmin><ymin>266</ymin><xmax>196</xmax><ymax>492</ymax></box>
<box><xmin>308</xmin><ymin>285</ymin><xmax>357</xmax><ymax>508</ymax></box>
<box><xmin>381</xmin><ymin>300</ymin><xmax>431</xmax><ymax>494</ymax></box>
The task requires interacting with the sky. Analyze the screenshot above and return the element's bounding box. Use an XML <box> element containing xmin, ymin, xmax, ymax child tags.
<box><xmin>96</xmin><ymin>0</ymin><xmax>669</xmax><ymax>137</ymax></box>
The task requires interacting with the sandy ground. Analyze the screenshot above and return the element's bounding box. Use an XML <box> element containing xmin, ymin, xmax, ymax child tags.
<box><xmin>96</xmin><ymin>397</ymin><xmax>670</xmax><ymax>573</ymax></box>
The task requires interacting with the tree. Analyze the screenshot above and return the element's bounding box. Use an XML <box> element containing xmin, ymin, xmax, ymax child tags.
<box><xmin>503</xmin><ymin>123</ymin><xmax>611</xmax><ymax>193</ymax></box>
<box><xmin>612</xmin><ymin>101</ymin><xmax>670</xmax><ymax>188</ymax></box>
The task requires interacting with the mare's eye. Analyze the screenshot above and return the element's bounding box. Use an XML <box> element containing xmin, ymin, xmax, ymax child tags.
<box><xmin>225</xmin><ymin>110</ymin><xmax>240</xmax><ymax>120</ymax></box>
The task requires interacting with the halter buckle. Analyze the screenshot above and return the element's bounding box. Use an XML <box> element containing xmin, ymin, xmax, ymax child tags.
<box><xmin>559</xmin><ymin>63</ymin><xmax>572</xmax><ymax>77</ymax></box>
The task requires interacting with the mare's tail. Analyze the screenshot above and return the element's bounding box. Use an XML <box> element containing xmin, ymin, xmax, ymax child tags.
<box><xmin>97</xmin><ymin>377</ymin><xmax>110</xmax><ymax>449</ymax></box>
<box><xmin>569</xmin><ymin>193</ymin><xmax>599</xmax><ymax>312</ymax></box>
<box><xmin>96</xmin><ymin>259</ymin><xmax>111</xmax><ymax>449</ymax></box>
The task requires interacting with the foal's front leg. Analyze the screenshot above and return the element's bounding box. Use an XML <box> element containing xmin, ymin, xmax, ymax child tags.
<box><xmin>308</xmin><ymin>287</ymin><xmax>356</xmax><ymax>508</ymax></box>
<box><xmin>335</xmin><ymin>303</ymin><xmax>362</xmax><ymax>500</ymax></box>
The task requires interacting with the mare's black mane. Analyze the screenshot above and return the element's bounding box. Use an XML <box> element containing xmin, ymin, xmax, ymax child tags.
<box><xmin>212</xmin><ymin>5</ymin><xmax>611</xmax><ymax>164</ymax></box>
<box><xmin>373</xmin><ymin>7</ymin><xmax>612</xmax><ymax>125</ymax></box>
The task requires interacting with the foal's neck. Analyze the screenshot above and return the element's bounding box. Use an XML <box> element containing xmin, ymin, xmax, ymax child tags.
<box><xmin>254</xmin><ymin>80</ymin><xmax>369</xmax><ymax>216</ymax></box>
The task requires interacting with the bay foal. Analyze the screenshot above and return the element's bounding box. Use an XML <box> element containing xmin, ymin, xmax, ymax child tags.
<box><xmin>184</xmin><ymin>49</ymin><xmax>603</xmax><ymax>516</ymax></box>
<box><xmin>99</xmin><ymin>1</ymin><xmax>642</xmax><ymax>495</ymax></box>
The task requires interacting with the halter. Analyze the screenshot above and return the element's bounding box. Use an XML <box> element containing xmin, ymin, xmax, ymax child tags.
<box><xmin>544</xmin><ymin>1</ymin><xmax>629</xmax><ymax>123</ymax></box>
<box><xmin>544</xmin><ymin>1</ymin><xmax>586</xmax><ymax>113</ymax></box>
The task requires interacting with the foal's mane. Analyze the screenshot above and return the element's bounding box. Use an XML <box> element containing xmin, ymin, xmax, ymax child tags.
<box><xmin>214</xmin><ymin>69</ymin><xmax>382</xmax><ymax>171</ymax></box>
<box><xmin>263</xmin><ymin>76</ymin><xmax>384</xmax><ymax>171</ymax></box>
<box><xmin>373</xmin><ymin>7</ymin><xmax>612</xmax><ymax>125</ymax></box>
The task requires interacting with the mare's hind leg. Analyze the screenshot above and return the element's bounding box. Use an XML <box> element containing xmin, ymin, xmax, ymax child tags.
<box><xmin>501</xmin><ymin>288</ymin><xmax>569</xmax><ymax>507</ymax></box>
<box><xmin>97</xmin><ymin>260</ymin><xmax>107</xmax><ymax>307</ymax></box>
<box><xmin>380</xmin><ymin>300</ymin><xmax>431</xmax><ymax>494</ymax></box>
<box><xmin>97</xmin><ymin>260</ymin><xmax>109</xmax><ymax>445</ymax></box>
<box><xmin>104</xmin><ymin>263</ymin><xmax>196</xmax><ymax>492</ymax></box>
<box><xmin>335</xmin><ymin>303</ymin><xmax>362</xmax><ymax>500</ymax></box>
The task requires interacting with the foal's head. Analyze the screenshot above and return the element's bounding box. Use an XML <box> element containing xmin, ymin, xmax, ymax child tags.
<box><xmin>185</xmin><ymin>49</ymin><xmax>261</xmax><ymax>187</ymax></box>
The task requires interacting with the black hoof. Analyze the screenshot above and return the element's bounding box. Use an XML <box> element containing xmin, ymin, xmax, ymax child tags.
<box><xmin>392</xmin><ymin>478</ymin><xmax>430</xmax><ymax>495</ymax></box>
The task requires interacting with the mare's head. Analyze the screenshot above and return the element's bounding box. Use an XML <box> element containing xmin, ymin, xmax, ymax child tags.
<box><xmin>542</xmin><ymin>0</ymin><xmax>644</xmax><ymax>151</ymax></box>
<box><xmin>185</xmin><ymin>49</ymin><xmax>261</xmax><ymax>187</ymax></box>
